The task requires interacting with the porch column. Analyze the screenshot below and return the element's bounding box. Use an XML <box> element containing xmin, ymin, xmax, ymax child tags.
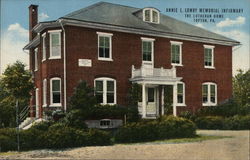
<box><xmin>173</xmin><ymin>83</ymin><xmax>177</xmax><ymax>116</ymax></box>
<box><xmin>142</xmin><ymin>83</ymin><xmax>146</xmax><ymax>118</ymax></box>
<box><xmin>161</xmin><ymin>86</ymin><xmax>164</xmax><ymax>115</ymax></box>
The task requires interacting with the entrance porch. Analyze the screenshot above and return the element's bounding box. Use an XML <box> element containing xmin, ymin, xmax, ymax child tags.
<box><xmin>130</xmin><ymin>65</ymin><xmax>182</xmax><ymax>118</ymax></box>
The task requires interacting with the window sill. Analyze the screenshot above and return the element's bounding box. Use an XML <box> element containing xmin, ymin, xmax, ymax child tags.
<box><xmin>171</xmin><ymin>63</ymin><xmax>183</xmax><ymax>67</ymax></box>
<box><xmin>202</xmin><ymin>103</ymin><xmax>217</xmax><ymax>106</ymax></box>
<box><xmin>49</xmin><ymin>104</ymin><xmax>62</xmax><ymax>107</ymax></box>
<box><xmin>98</xmin><ymin>58</ymin><xmax>113</xmax><ymax>61</ymax></box>
<box><xmin>176</xmin><ymin>103</ymin><xmax>186</xmax><ymax>107</ymax></box>
<box><xmin>204</xmin><ymin>66</ymin><xmax>215</xmax><ymax>69</ymax></box>
<box><xmin>42</xmin><ymin>104</ymin><xmax>47</xmax><ymax>108</ymax></box>
<box><xmin>49</xmin><ymin>57</ymin><xmax>61</xmax><ymax>60</ymax></box>
<box><xmin>34</xmin><ymin>69</ymin><xmax>38</xmax><ymax>72</ymax></box>
<box><xmin>42</xmin><ymin>59</ymin><xmax>46</xmax><ymax>62</ymax></box>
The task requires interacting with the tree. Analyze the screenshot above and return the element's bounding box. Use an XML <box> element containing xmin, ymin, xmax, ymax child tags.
<box><xmin>233</xmin><ymin>69</ymin><xmax>250</xmax><ymax>106</ymax></box>
<box><xmin>0</xmin><ymin>61</ymin><xmax>33</xmax><ymax>128</ymax></box>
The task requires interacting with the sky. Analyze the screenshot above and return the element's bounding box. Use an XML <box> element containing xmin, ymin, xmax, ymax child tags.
<box><xmin>0</xmin><ymin>0</ymin><xmax>249</xmax><ymax>75</ymax></box>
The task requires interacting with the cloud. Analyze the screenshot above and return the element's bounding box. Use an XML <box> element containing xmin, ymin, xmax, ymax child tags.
<box><xmin>195</xmin><ymin>23</ymin><xmax>205</xmax><ymax>28</ymax></box>
<box><xmin>1</xmin><ymin>23</ymin><xmax>29</xmax><ymax>74</ymax></box>
<box><xmin>39</xmin><ymin>12</ymin><xmax>49</xmax><ymax>21</ymax></box>
<box><xmin>216</xmin><ymin>16</ymin><xmax>245</xmax><ymax>28</ymax></box>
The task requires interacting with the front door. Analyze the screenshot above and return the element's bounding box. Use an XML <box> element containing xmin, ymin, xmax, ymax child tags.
<box><xmin>146</xmin><ymin>87</ymin><xmax>157</xmax><ymax>115</ymax></box>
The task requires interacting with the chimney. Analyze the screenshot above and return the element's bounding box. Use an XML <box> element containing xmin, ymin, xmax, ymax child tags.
<box><xmin>29</xmin><ymin>5</ymin><xmax>38</xmax><ymax>41</ymax></box>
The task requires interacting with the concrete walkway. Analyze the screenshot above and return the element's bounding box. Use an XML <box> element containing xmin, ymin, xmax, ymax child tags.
<box><xmin>1</xmin><ymin>130</ymin><xmax>249</xmax><ymax>160</ymax></box>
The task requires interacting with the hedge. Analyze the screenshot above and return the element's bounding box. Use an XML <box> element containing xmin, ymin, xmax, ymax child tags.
<box><xmin>114</xmin><ymin>116</ymin><xmax>196</xmax><ymax>143</ymax></box>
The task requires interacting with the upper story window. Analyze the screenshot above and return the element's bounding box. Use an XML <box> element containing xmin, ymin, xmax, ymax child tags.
<box><xmin>97</xmin><ymin>32</ymin><xmax>113</xmax><ymax>61</ymax></box>
<box><xmin>177</xmin><ymin>82</ymin><xmax>186</xmax><ymax>106</ymax></box>
<box><xmin>204</xmin><ymin>45</ymin><xmax>215</xmax><ymax>69</ymax></box>
<box><xmin>34</xmin><ymin>48</ymin><xmax>38</xmax><ymax>71</ymax></box>
<box><xmin>202</xmin><ymin>82</ymin><xmax>217</xmax><ymax>106</ymax></box>
<box><xmin>42</xmin><ymin>33</ymin><xmax>46</xmax><ymax>61</ymax></box>
<box><xmin>95</xmin><ymin>77</ymin><xmax>116</xmax><ymax>105</ymax></box>
<box><xmin>143</xmin><ymin>8</ymin><xmax>160</xmax><ymax>24</ymax></box>
<box><xmin>49</xmin><ymin>30</ymin><xmax>62</xmax><ymax>59</ymax></box>
<box><xmin>50</xmin><ymin>77</ymin><xmax>61</xmax><ymax>106</ymax></box>
<box><xmin>141</xmin><ymin>37</ymin><xmax>155</xmax><ymax>65</ymax></box>
<box><xmin>171</xmin><ymin>41</ymin><xmax>183</xmax><ymax>66</ymax></box>
<box><xmin>43</xmin><ymin>79</ymin><xmax>47</xmax><ymax>107</ymax></box>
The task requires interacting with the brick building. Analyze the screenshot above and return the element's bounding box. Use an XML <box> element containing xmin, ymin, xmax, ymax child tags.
<box><xmin>24</xmin><ymin>2</ymin><xmax>239</xmax><ymax>119</ymax></box>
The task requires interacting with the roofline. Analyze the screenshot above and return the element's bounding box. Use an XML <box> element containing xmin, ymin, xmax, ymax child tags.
<box><xmin>23</xmin><ymin>35</ymin><xmax>40</xmax><ymax>50</ymax></box>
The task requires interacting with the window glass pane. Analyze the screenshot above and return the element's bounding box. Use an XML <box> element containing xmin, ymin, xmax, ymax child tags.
<box><xmin>205</xmin><ymin>48</ymin><xmax>212</xmax><ymax>66</ymax></box>
<box><xmin>177</xmin><ymin>95</ymin><xmax>183</xmax><ymax>103</ymax></box>
<box><xmin>99</xmin><ymin>37</ymin><xmax>105</xmax><ymax>47</ymax></box>
<box><xmin>53</xmin><ymin>92</ymin><xmax>60</xmax><ymax>103</ymax></box>
<box><xmin>99</xmin><ymin>36</ymin><xmax>110</xmax><ymax>58</ymax></box>
<box><xmin>96</xmin><ymin>93</ymin><xmax>103</xmax><ymax>103</ymax></box>
<box><xmin>95</xmin><ymin>81</ymin><xmax>103</xmax><ymax>91</ymax></box>
<box><xmin>104</xmin><ymin>37</ymin><xmax>110</xmax><ymax>48</ymax></box>
<box><xmin>202</xmin><ymin>85</ymin><xmax>208</xmax><ymax>103</ymax></box>
<box><xmin>107</xmin><ymin>93</ymin><xmax>114</xmax><ymax>103</ymax></box>
<box><xmin>152</xmin><ymin>10</ymin><xmax>158</xmax><ymax>22</ymax></box>
<box><xmin>177</xmin><ymin>83</ymin><xmax>183</xmax><ymax>94</ymax></box>
<box><xmin>145</xmin><ymin>9</ymin><xmax>150</xmax><ymax>21</ymax></box>
<box><xmin>52</xmin><ymin>80</ymin><xmax>60</xmax><ymax>91</ymax></box>
<box><xmin>107</xmin><ymin>81</ymin><xmax>114</xmax><ymax>92</ymax></box>
<box><xmin>142</xmin><ymin>41</ymin><xmax>152</xmax><ymax>61</ymax></box>
<box><xmin>171</xmin><ymin>44</ymin><xmax>180</xmax><ymax>64</ymax></box>
<box><xmin>210</xmin><ymin>85</ymin><xmax>216</xmax><ymax>103</ymax></box>
<box><xmin>52</xmin><ymin>34</ymin><xmax>59</xmax><ymax>46</ymax></box>
<box><xmin>148</xmin><ymin>88</ymin><xmax>154</xmax><ymax>102</ymax></box>
<box><xmin>104</xmin><ymin>48</ymin><xmax>110</xmax><ymax>58</ymax></box>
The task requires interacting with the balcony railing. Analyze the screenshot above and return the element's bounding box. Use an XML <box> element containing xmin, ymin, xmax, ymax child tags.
<box><xmin>131</xmin><ymin>65</ymin><xmax>176</xmax><ymax>79</ymax></box>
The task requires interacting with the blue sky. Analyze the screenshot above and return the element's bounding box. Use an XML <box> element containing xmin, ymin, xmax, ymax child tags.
<box><xmin>1</xmin><ymin>0</ymin><xmax>249</xmax><ymax>75</ymax></box>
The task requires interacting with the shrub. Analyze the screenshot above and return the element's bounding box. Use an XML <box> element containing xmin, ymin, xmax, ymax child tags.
<box><xmin>195</xmin><ymin>116</ymin><xmax>224</xmax><ymax>129</ymax></box>
<box><xmin>86</xmin><ymin>129</ymin><xmax>112</xmax><ymax>146</ymax></box>
<box><xmin>223</xmin><ymin>115</ymin><xmax>250</xmax><ymax>130</ymax></box>
<box><xmin>19</xmin><ymin>128</ymin><xmax>45</xmax><ymax>150</ymax></box>
<box><xmin>29</xmin><ymin>121</ymin><xmax>53</xmax><ymax>131</ymax></box>
<box><xmin>114</xmin><ymin>116</ymin><xmax>196</xmax><ymax>143</ymax></box>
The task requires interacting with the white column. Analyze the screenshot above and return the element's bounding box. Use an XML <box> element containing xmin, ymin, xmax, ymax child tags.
<box><xmin>161</xmin><ymin>86</ymin><xmax>164</xmax><ymax>115</ymax></box>
<box><xmin>173</xmin><ymin>83</ymin><xmax>177</xmax><ymax>116</ymax></box>
<box><xmin>142</xmin><ymin>83</ymin><xmax>146</xmax><ymax>118</ymax></box>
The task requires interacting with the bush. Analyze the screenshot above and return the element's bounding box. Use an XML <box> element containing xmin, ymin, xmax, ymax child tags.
<box><xmin>20</xmin><ymin>128</ymin><xmax>45</xmax><ymax>150</ymax></box>
<box><xmin>0</xmin><ymin>128</ymin><xmax>17</xmax><ymax>152</ymax></box>
<box><xmin>195</xmin><ymin>116</ymin><xmax>224</xmax><ymax>129</ymax></box>
<box><xmin>29</xmin><ymin>121</ymin><xmax>53</xmax><ymax>131</ymax></box>
<box><xmin>86</xmin><ymin>129</ymin><xmax>112</xmax><ymax>146</ymax></box>
<box><xmin>114</xmin><ymin>116</ymin><xmax>196</xmax><ymax>143</ymax></box>
<box><xmin>223</xmin><ymin>115</ymin><xmax>250</xmax><ymax>130</ymax></box>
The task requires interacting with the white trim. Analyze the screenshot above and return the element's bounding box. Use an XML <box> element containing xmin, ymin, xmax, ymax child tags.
<box><xmin>141</xmin><ymin>37</ymin><xmax>155</xmax><ymax>41</ymax></box>
<box><xmin>143</xmin><ymin>8</ymin><xmax>160</xmax><ymax>24</ymax></box>
<box><xmin>176</xmin><ymin>82</ymin><xmax>186</xmax><ymax>106</ymax></box>
<box><xmin>42</xmin><ymin>34</ymin><xmax>46</xmax><ymax>62</ymax></box>
<box><xmin>34</xmin><ymin>48</ymin><xmax>38</xmax><ymax>71</ymax></box>
<box><xmin>48</xmin><ymin>29</ymin><xmax>62</xmax><ymax>33</ymax></box>
<box><xmin>94</xmin><ymin>77</ymin><xmax>117</xmax><ymax>105</ymax></box>
<box><xmin>42</xmin><ymin>79</ymin><xmax>47</xmax><ymax>107</ymax></box>
<box><xmin>41</xmin><ymin>32</ymin><xmax>46</xmax><ymax>37</ymax></box>
<box><xmin>50</xmin><ymin>77</ymin><xmax>62</xmax><ymax>107</ymax></box>
<box><xmin>171</xmin><ymin>41</ymin><xmax>183</xmax><ymax>66</ymax></box>
<box><xmin>35</xmin><ymin>88</ymin><xmax>39</xmax><ymax>118</ymax></box>
<box><xmin>202</xmin><ymin>82</ymin><xmax>217</xmax><ymax>106</ymax></box>
<box><xmin>204</xmin><ymin>45</ymin><xmax>215</xmax><ymax>68</ymax></box>
<box><xmin>49</xmin><ymin>31</ymin><xmax>61</xmax><ymax>59</ymax></box>
<box><xmin>97</xmin><ymin>32</ymin><xmax>113</xmax><ymax>61</ymax></box>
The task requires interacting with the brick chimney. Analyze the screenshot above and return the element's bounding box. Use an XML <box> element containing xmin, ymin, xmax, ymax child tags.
<box><xmin>29</xmin><ymin>5</ymin><xmax>38</xmax><ymax>41</ymax></box>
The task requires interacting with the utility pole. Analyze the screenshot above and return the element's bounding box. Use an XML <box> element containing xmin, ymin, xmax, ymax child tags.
<box><xmin>16</xmin><ymin>100</ymin><xmax>20</xmax><ymax>152</ymax></box>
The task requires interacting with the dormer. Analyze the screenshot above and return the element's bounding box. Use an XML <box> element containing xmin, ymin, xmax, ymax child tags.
<box><xmin>142</xmin><ymin>8</ymin><xmax>160</xmax><ymax>24</ymax></box>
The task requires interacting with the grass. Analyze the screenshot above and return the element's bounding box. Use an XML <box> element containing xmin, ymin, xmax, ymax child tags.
<box><xmin>118</xmin><ymin>135</ymin><xmax>232</xmax><ymax>145</ymax></box>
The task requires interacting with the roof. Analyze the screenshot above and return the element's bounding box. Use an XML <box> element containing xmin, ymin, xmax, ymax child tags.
<box><xmin>24</xmin><ymin>2</ymin><xmax>239</xmax><ymax>50</ymax></box>
<box><xmin>62</xmin><ymin>2</ymin><xmax>238</xmax><ymax>44</ymax></box>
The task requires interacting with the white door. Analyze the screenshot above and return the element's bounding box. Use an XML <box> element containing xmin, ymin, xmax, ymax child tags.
<box><xmin>35</xmin><ymin>88</ymin><xmax>39</xmax><ymax>118</ymax></box>
<box><xmin>146</xmin><ymin>87</ymin><xmax>157</xmax><ymax>115</ymax></box>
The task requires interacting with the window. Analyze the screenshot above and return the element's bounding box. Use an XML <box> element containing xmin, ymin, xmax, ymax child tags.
<box><xmin>141</xmin><ymin>37</ymin><xmax>155</xmax><ymax>64</ymax></box>
<box><xmin>148</xmin><ymin>88</ymin><xmax>155</xmax><ymax>102</ymax></box>
<box><xmin>202</xmin><ymin>82</ymin><xmax>217</xmax><ymax>106</ymax></box>
<box><xmin>42</xmin><ymin>33</ymin><xmax>46</xmax><ymax>61</ymax></box>
<box><xmin>100</xmin><ymin>119</ymin><xmax>111</xmax><ymax>129</ymax></box>
<box><xmin>95</xmin><ymin>77</ymin><xmax>116</xmax><ymax>105</ymax></box>
<box><xmin>143</xmin><ymin>8</ymin><xmax>160</xmax><ymax>23</ymax></box>
<box><xmin>177</xmin><ymin>82</ymin><xmax>185</xmax><ymax>106</ymax></box>
<box><xmin>43</xmin><ymin>79</ymin><xmax>47</xmax><ymax>107</ymax></box>
<box><xmin>171</xmin><ymin>41</ymin><xmax>183</xmax><ymax>66</ymax></box>
<box><xmin>34</xmin><ymin>48</ymin><xmax>38</xmax><ymax>71</ymax></box>
<box><xmin>50</xmin><ymin>78</ymin><xmax>61</xmax><ymax>106</ymax></box>
<box><xmin>49</xmin><ymin>30</ymin><xmax>61</xmax><ymax>59</ymax></box>
<box><xmin>204</xmin><ymin>45</ymin><xmax>215</xmax><ymax>68</ymax></box>
<box><xmin>97</xmin><ymin>32</ymin><xmax>113</xmax><ymax>61</ymax></box>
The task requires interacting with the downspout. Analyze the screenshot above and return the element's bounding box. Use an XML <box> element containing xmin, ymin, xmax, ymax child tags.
<box><xmin>59</xmin><ymin>19</ymin><xmax>67</xmax><ymax>112</ymax></box>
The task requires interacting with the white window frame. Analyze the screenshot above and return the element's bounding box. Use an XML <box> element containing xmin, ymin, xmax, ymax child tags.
<box><xmin>94</xmin><ymin>77</ymin><xmax>116</xmax><ymax>105</ymax></box>
<box><xmin>141</xmin><ymin>37</ymin><xmax>155</xmax><ymax>66</ymax></box>
<box><xmin>97</xmin><ymin>32</ymin><xmax>113</xmax><ymax>61</ymax></box>
<box><xmin>203</xmin><ymin>45</ymin><xmax>215</xmax><ymax>69</ymax></box>
<box><xmin>50</xmin><ymin>77</ymin><xmax>62</xmax><ymax>107</ymax></box>
<box><xmin>171</xmin><ymin>41</ymin><xmax>183</xmax><ymax>66</ymax></box>
<box><xmin>202</xmin><ymin>82</ymin><xmax>217</xmax><ymax>106</ymax></box>
<box><xmin>49</xmin><ymin>30</ymin><xmax>62</xmax><ymax>59</ymax></box>
<box><xmin>143</xmin><ymin>8</ymin><xmax>160</xmax><ymax>24</ymax></box>
<box><xmin>34</xmin><ymin>48</ymin><xmax>38</xmax><ymax>71</ymax></box>
<box><xmin>42</xmin><ymin>32</ymin><xmax>46</xmax><ymax>62</ymax></box>
<box><xmin>176</xmin><ymin>82</ymin><xmax>186</xmax><ymax>106</ymax></box>
<box><xmin>43</xmin><ymin>79</ymin><xmax>47</xmax><ymax>107</ymax></box>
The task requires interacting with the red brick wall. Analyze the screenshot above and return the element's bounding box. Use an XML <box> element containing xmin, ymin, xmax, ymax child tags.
<box><xmin>31</xmin><ymin>25</ymin><xmax>233</xmax><ymax>115</ymax></box>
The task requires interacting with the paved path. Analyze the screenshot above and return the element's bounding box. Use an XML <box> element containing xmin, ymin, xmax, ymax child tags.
<box><xmin>1</xmin><ymin>130</ymin><xmax>249</xmax><ymax>160</ymax></box>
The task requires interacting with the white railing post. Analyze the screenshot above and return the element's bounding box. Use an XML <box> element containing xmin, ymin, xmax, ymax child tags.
<box><xmin>131</xmin><ymin>65</ymin><xmax>135</xmax><ymax>78</ymax></box>
<box><xmin>142</xmin><ymin>83</ymin><xmax>146</xmax><ymax>118</ymax></box>
<box><xmin>173</xmin><ymin>83</ymin><xmax>177</xmax><ymax>116</ymax></box>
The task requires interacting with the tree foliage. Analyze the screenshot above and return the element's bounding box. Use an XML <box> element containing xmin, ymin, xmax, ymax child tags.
<box><xmin>233</xmin><ymin>69</ymin><xmax>250</xmax><ymax>106</ymax></box>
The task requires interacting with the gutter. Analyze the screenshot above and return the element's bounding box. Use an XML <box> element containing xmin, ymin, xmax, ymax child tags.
<box><xmin>59</xmin><ymin>19</ymin><xmax>67</xmax><ymax>112</ymax></box>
